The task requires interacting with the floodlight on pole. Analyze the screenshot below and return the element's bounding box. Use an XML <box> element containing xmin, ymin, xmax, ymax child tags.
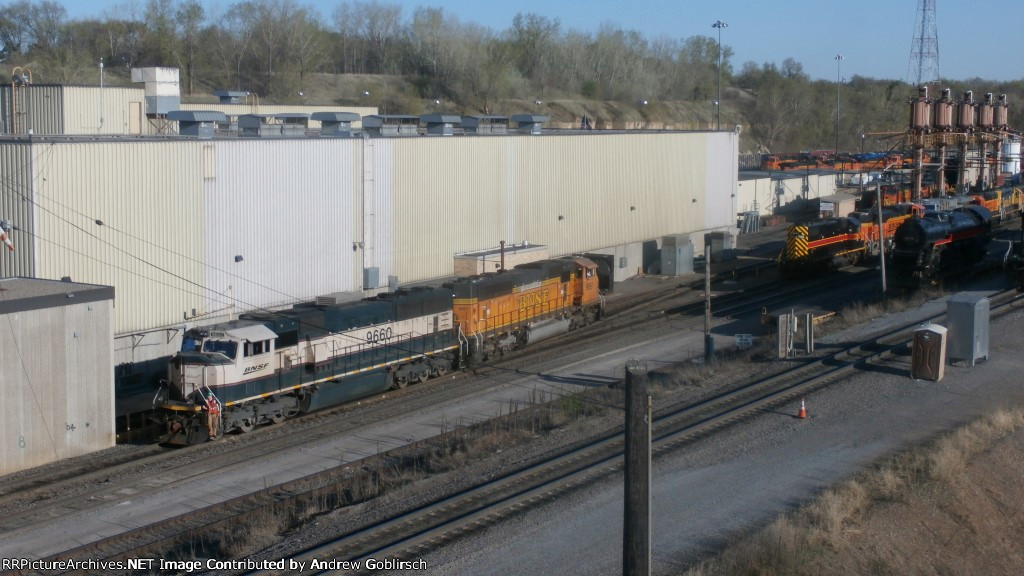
<box><xmin>712</xmin><ymin>20</ymin><xmax>728</xmax><ymax>131</ymax></box>
<box><xmin>835</xmin><ymin>54</ymin><xmax>844</xmax><ymax>155</ymax></box>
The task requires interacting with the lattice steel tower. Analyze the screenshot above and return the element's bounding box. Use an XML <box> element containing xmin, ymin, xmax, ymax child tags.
<box><xmin>907</xmin><ymin>0</ymin><xmax>940</xmax><ymax>85</ymax></box>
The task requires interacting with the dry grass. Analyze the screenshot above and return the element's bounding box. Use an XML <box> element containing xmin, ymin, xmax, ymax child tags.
<box><xmin>683</xmin><ymin>408</ymin><xmax>1024</xmax><ymax>576</ymax></box>
<box><xmin>826</xmin><ymin>286</ymin><xmax>943</xmax><ymax>331</ymax></box>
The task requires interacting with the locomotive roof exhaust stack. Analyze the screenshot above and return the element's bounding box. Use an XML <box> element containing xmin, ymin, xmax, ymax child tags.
<box><xmin>499</xmin><ymin>240</ymin><xmax>506</xmax><ymax>272</ymax></box>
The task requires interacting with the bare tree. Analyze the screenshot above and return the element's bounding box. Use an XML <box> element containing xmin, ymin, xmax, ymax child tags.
<box><xmin>284</xmin><ymin>5</ymin><xmax>327</xmax><ymax>90</ymax></box>
<box><xmin>24</xmin><ymin>0</ymin><xmax>66</xmax><ymax>58</ymax></box>
<box><xmin>349</xmin><ymin>0</ymin><xmax>402</xmax><ymax>74</ymax></box>
<box><xmin>407</xmin><ymin>7</ymin><xmax>467</xmax><ymax>92</ymax></box>
<box><xmin>508</xmin><ymin>12</ymin><xmax>558</xmax><ymax>83</ymax></box>
<box><xmin>0</xmin><ymin>0</ymin><xmax>32</xmax><ymax>57</ymax></box>
<box><xmin>174</xmin><ymin>0</ymin><xmax>204</xmax><ymax>94</ymax></box>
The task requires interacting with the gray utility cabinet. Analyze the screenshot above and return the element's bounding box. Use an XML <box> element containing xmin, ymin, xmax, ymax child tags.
<box><xmin>660</xmin><ymin>234</ymin><xmax>694</xmax><ymax>276</ymax></box>
<box><xmin>946</xmin><ymin>293</ymin><xmax>990</xmax><ymax>366</ymax></box>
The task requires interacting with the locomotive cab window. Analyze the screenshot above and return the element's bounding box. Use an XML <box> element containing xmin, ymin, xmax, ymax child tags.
<box><xmin>181</xmin><ymin>336</ymin><xmax>201</xmax><ymax>353</ymax></box>
<box><xmin>203</xmin><ymin>339</ymin><xmax>238</xmax><ymax>359</ymax></box>
<box><xmin>244</xmin><ymin>339</ymin><xmax>271</xmax><ymax>357</ymax></box>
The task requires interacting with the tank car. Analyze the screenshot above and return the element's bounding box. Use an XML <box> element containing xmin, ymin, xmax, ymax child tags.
<box><xmin>155</xmin><ymin>286</ymin><xmax>459</xmax><ymax>445</ymax></box>
<box><xmin>779</xmin><ymin>217</ymin><xmax>865</xmax><ymax>274</ymax></box>
<box><xmin>889</xmin><ymin>205</ymin><xmax>993</xmax><ymax>288</ymax></box>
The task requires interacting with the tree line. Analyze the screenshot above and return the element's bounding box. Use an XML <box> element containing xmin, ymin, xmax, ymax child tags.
<box><xmin>1</xmin><ymin>0</ymin><xmax>1022</xmax><ymax>153</ymax></box>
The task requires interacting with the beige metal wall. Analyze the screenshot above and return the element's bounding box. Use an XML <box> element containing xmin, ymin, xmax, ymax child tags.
<box><xmin>29</xmin><ymin>140</ymin><xmax>206</xmax><ymax>334</ymax></box>
<box><xmin>62</xmin><ymin>86</ymin><xmax>147</xmax><ymax>135</ymax></box>
<box><xmin>1</xmin><ymin>299</ymin><xmax>114</xmax><ymax>475</ymax></box>
<box><xmin>384</xmin><ymin>131</ymin><xmax>736</xmax><ymax>281</ymax></box>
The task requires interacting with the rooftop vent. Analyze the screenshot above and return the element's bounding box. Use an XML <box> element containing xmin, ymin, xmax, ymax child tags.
<box><xmin>130</xmin><ymin>67</ymin><xmax>181</xmax><ymax>115</ymax></box>
<box><xmin>362</xmin><ymin>114</ymin><xmax>420</xmax><ymax>136</ymax></box>
<box><xmin>421</xmin><ymin>114</ymin><xmax>461</xmax><ymax>136</ymax></box>
<box><xmin>462</xmin><ymin>115</ymin><xmax>509</xmax><ymax>135</ymax></box>
<box><xmin>212</xmin><ymin>90</ymin><xmax>248</xmax><ymax>104</ymax></box>
<box><xmin>510</xmin><ymin>114</ymin><xmax>550</xmax><ymax>135</ymax></box>
<box><xmin>310</xmin><ymin>111</ymin><xmax>360</xmax><ymax>137</ymax></box>
<box><xmin>167</xmin><ymin>110</ymin><xmax>228</xmax><ymax>138</ymax></box>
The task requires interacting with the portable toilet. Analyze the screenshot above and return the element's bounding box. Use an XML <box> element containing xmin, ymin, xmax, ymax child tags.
<box><xmin>911</xmin><ymin>324</ymin><xmax>947</xmax><ymax>381</ymax></box>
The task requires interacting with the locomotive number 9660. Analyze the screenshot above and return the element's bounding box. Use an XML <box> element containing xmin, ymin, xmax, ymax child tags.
<box><xmin>366</xmin><ymin>327</ymin><xmax>394</xmax><ymax>343</ymax></box>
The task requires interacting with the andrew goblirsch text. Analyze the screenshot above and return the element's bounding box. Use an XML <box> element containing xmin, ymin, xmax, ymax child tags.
<box><xmin>1</xmin><ymin>557</ymin><xmax>427</xmax><ymax>572</ymax></box>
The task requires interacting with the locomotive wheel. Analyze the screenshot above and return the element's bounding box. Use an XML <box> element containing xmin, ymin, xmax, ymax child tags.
<box><xmin>417</xmin><ymin>370</ymin><xmax>429</xmax><ymax>384</ymax></box>
<box><xmin>285</xmin><ymin>406</ymin><xmax>300</xmax><ymax>418</ymax></box>
<box><xmin>269</xmin><ymin>413</ymin><xmax>285</xmax><ymax>424</ymax></box>
<box><xmin>394</xmin><ymin>376</ymin><xmax>408</xmax><ymax>389</ymax></box>
<box><xmin>435</xmin><ymin>365</ymin><xmax>448</xmax><ymax>377</ymax></box>
<box><xmin>237</xmin><ymin>419</ymin><xmax>255</xmax><ymax>433</ymax></box>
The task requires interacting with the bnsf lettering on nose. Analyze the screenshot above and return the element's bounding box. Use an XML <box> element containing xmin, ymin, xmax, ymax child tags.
<box><xmin>518</xmin><ymin>292</ymin><xmax>544</xmax><ymax>309</ymax></box>
<box><xmin>243</xmin><ymin>363</ymin><xmax>268</xmax><ymax>375</ymax></box>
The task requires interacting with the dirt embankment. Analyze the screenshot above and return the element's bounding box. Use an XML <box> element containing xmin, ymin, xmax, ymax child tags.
<box><xmin>684</xmin><ymin>409</ymin><xmax>1024</xmax><ymax>575</ymax></box>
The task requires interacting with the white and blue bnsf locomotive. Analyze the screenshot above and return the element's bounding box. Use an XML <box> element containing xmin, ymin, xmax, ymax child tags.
<box><xmin>156</xmin><ymin>286</ymin><xmax>459</xmax><ymax>445</ymax></box>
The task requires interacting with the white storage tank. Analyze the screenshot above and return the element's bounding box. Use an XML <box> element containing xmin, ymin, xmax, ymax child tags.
<box><xmin>1002</xmin><ymin>139</ymin><xmax>1021</xmax><ymax>175</ymax></box>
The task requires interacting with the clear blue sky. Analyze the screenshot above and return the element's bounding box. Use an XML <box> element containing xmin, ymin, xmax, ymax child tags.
<box><xmin>62</xmin><ymin>0</ymin><xmax>1023</xmax><ymax>82</ymax></box>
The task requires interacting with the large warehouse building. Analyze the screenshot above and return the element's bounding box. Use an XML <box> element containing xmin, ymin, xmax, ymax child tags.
<box><xmin>0</xmin><ymin>70</ymin><xmax>739</xmax><ymax>411</ymax></box>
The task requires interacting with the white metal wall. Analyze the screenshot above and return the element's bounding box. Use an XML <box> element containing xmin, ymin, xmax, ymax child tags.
<box><xmin>382</xmin><ymin>131</ymin><xmax>737</xmax><ymax>281</ymax></box>
<box><xmin>30</xmin><ymin>141</ymin><xmax>206</xmax><ymax>334</ymax></box>
<box><xmin>0</xmin><ymin>299</ymin><xmax>114</xmax><ymax>475</ymax></box>
<box><xmin>19</xmin><ymin>130</ymin><xmax>734</xmax><ymax>337</ymax></box>
<box><xmin>204</xmin><ymin>138</ymin><xmax>364</xmax><ymax>313</ymax></box>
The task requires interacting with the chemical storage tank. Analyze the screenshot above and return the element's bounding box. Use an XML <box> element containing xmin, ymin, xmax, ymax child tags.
<box><xmin>1002</xmin><ymin>138</ymin><xmax>1021</xmax><ymax>175</ymax></box>
<box><xmin>994</xmin><ymin>94</ymin><xmax>1009</xmax><ymax>130</ymax></box>
<box><xmin>977</xmin><ymin>93</ymin><xmax>994</xmax><ymax>130</ymax></box>
<box><xmin>909</xmin><ymin>86</ymin><xmax>931</xmax><ymax>132</ymax></box>
<box><xmin>958</xmin><ymin>91</ymin><xmax>976</xmax><ymax>131</ymax></box>
<box><xmin>933</xmin><ymin>88</ymin><xmax>954</xmax><ymax>131</ymax></box>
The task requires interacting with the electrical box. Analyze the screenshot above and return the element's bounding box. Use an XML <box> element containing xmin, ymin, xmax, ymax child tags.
<box><xmin>946</xmin><ymin>293</ymin><xmax>989</xmax><ymax>366</ymax></box>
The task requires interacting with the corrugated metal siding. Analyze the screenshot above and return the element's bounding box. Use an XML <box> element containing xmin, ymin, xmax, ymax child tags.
<box><xmin>0</xmin><ymin>85</ymin><xmax>64</xmax><ymax>134</ymax></box>
<box><xmin>206</xmin><ymin>139</ymin><xmax>363</xmax><ymax>313</ymax></box>
<box><xmin>390</xmin><ymin>136</ymin><xmax>512</xmax><ymax>281</ymax></box>
<box><xmin>0</xmin><ymin>141</ymin><xmax>37</xmax><ymax>276</ymax></box>
<box><xmin>386</xmin><ymin>131</ymin><xmax>734</xmax><ymax>282</ymax></box>
<box><xmin>62</xmin><ymin>86</ymin><xmax>147</xmax><ymax>135</ymax></box>
<box><xmin>30</xmin><ymin>141</ymin><xmax>205</xmax><ymax>334</ymax></box>
<box><xmin>705</xmin><ymin>131</ymin><xmax>739</xmax><ymax>228</ymax></box>
<box><xmin>1</xmin><ymin>300</ymin><xmax>114</xmax><ymax>475</ymax></box>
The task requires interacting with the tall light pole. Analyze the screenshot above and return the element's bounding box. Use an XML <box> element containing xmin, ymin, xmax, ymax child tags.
<box><xmin>712</xmin><ymin>20</ymin><xmax>728</xmax><ymax>131</ymax></box>
<box><xmin>834</xmin><ymin>54</ymin><xmax>844</xmax><ymax>155</ymax></box>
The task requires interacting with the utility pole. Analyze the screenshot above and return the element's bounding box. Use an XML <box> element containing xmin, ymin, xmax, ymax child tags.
<box><xmin>623</xmin><ymin>360</ymin><xmax>651</xmax><ymax>576</ymax></box>
<box><xmin>704</xmin><ymin>244</ymin><xmax>714</xmax><ymax>363</ymax></box>
<box><xmin>834</xmin><ymin>54</ymin><xmax>844</xmax><ymax>156</ymax></box>
<box><xmin>711</xmin><ymin>20</ymin><xmax>728</xmax><ymax>131</ymax></box>
<box><xmin>877</xmin><ymin>183</ymin><xmax>887</xmax><ymax>295</ymax></box>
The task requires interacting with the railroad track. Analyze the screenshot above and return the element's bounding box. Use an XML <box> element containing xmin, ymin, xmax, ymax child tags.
<box><xmin>230</xmin><ymin>288</ymin><xmax>1023</xmax><ymax>576</ymax></box>
<box><xmin>10</xmin><ymin>264</ymin><xmax>948</xmax><ymax>576</ymax></box>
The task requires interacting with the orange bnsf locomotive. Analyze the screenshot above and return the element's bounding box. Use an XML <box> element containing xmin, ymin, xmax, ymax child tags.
<box><xmin>155</xmin><ymin>256</ymin><xmax>605</xmax><ymax>445</ymax></box>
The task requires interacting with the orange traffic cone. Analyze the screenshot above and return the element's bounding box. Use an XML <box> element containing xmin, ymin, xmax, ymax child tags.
<box><xmin>797</xmin><ymin>398</ymin><xmax>808</xmax><ymax>419</ymax></box>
